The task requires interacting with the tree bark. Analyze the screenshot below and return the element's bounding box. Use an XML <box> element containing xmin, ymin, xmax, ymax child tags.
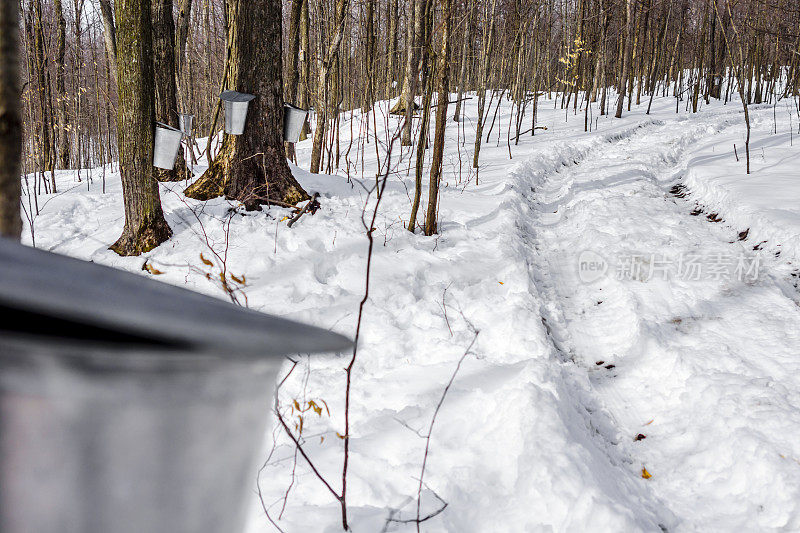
<box><xmin>385</xmin><ymin>0</ymin><xmax>398</xmax><ymax>99</ymax></box>
<box><xmin>393</xmin><ymin>0</ymin><xmax>423</xmax><ymax>146</ymax></box>
<box><xmin>615</xmin><ymin>0</ymin><xmax>633</xmax><ymax>118</ymax></box>
<box><xmin>309</xmin><ymin>0</ymin><xmax>349</xmax><ymax>173</ymax></box>
<box><xmin>297</xmin><ymin>0</ymin><xmax>310</xmax><ymax>140</ymax></box>
<box><xmin>185</xmin><ymin>0</ymin><xmax>309</xmax><ymax>207</ymax></box>
<box><xmin>175</xmin><ymin>0</ymin><xmax>192</xmax><ymax>77</ymax></box>
<box><xmin>98</xmin><ymin>0</ymin><xmax>117</xmax><ymax>84</ymax></box>
<box><xmin>152</xmin><ymin>0</ymin><xmax>185</xmax><ymax>181</ymax></box>
<box><xmin>110</xmin><ymin>0</ymin><xmax>172</xmax><ymax>255</ymax></box>
<box><xmin>692</xmin><ymin>0</ymin><xmax>710</xmax><ymax>113</ymax></box>
<box><xmin>0</xmin><ymin>0</ymin><xmax>22</xmax><ymax>239</ymax></box>
<box><xmin>473</xmin><ymin>0</ymin><xmax>497</xmax><ymax>168</ymax></box>
<box><xmin>453</xmin><ymin>0</ymin><xmax>475</xmax><ymax>121</ymax></box>
<box><xmin>54</xmin><ymin>0</ymin><xmax>70</xmax><ymax>169</ymax></box>
<box><xmin>363</xmin><ymin>0</ymin><xmax>376</xmax><ymax>109</ymax></box>
<box><xmin>715</xmin><ymin>0</ymin><xmax>750</xmax><ymax>174</ymax></box>
<box><xmin>30</xmin><ymin>0</ymin><xmax>54</xmax><ymax>190</ymax></box>
<box><xmin>707</xmin><ymin>0</ymin><xmax>721</xmax><ymax>100</ymax></box>
<box><xmin>424</xmin><ymin>0</ymin><xmax>452</xmax><ymax>236</ymax></box>
<box><xmin>284</xmin><ymin>0</ymin><xmax>303</xmax><ymax>161</ymax></box>
<box><xmin>286</xmin><ymin>0</ymin><xmax>303</xmax><ymax>103</ymax></box>
<box><xmin>409</xmin><ymin>0</ymin><xmax>433</xmax><ymax>231</ymax></box>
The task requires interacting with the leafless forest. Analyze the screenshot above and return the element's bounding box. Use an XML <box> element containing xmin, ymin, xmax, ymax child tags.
<box><xmin>3</xmin><ymin>0</ymin><xmax>800</xmax><ymax>247</ymax></box>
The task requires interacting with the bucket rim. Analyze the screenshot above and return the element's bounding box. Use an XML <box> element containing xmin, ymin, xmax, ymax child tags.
<box><xmin>283</xmin><ymin>102</ymin><xmax>307</xmax><ymax>112</ymax></box>
<box><xmin>220</xmin><ymin>90</ymin><xmax>256</xmax><ymax>103</ymax></box>
<box><xmin>155</xmin><ymin>122</ymin><xmax>182</xmax><ymax>133</ymax></box>
<box><xmin>0</xmin><ymin>239</ymin><xmax>354</xmax><ymax>358</ymax></box>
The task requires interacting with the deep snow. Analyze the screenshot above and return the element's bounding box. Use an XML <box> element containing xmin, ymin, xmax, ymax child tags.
<box><xmin>21</xmin><ymin>89</ymin><xmax>800</xmax><ymax>532</ymax></box>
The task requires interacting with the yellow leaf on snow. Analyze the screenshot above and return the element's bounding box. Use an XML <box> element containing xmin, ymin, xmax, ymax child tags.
<box><xmin>142</xmin><ymin>262</ymin><xmax>165</xmax><ymax>275</ymax></box>
<box><xmin>641</xmin><ymin>467</ymin><xmax>652</xmax><ymax>479</ymax></box>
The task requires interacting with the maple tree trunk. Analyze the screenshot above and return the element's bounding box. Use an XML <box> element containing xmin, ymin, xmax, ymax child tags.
<box><xmin>185</xmin><ymin>0</ymin><xmax>308</xmax><ymax>207</ymax></box>
<box><xmin>54</xmin><ymin>0</ymin><xmax>69</xmax><ymax>169</ymax></box>
<box><xmin>0</xmin><ymin>0</ymin><xmax>21</xmax><ymax>239</ymax></box>
<box><xmin>153</xmin><ymin>0</ymin><xmax>185</xmax><ymax>181</ymax></box>
<box><xmin>424</xmin><ymin>0</ymin><xmax>452</xmax><ymax>236</ymax></box>
<box><xmin>615</xmin><ymin>0</ymin><xmax>633</xmax><ymax>118</ymax></box>
<box><xmin>110</xmin><ymin>0</ymin><xmax>172</xmax><ymax>255</ymax></box>
<box><xmin>473</xmin><ymin>0</ymin><xmax>497</xmax><ymax>169</ymax></box>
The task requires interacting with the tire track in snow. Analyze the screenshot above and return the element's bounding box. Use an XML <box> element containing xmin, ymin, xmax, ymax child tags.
<box><xmin>518</xmin><ymin>105</ymin><xmax>800</xmax><ymax>531</ymax></box>
<box><xmin>513</xmin><ymin>106</ymin><xmax>789</xmax><ymax>531</ymax></box>
<box><xmin>513</xmin><ymin>117</ymin><xmax>686</xmax><ymax>531</ymax></box>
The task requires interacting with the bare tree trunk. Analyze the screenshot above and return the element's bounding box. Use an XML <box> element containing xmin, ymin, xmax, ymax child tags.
<box><xmin>175</xmin><ymin>0</ymin><xmax>192</xmax><ymax>76</ymax></box>
<box><xmin>453</xmin><ymin>0</ymin><xmax>474</xmax><ymax>121</ymax></box>
<box><xmin>286</xmin><ymin>0</ymin><xmax>303</xmax><ymax>104</ymax></box>
<box><xmin>284</xmin><ymin>0</ymin><xmax>303</xmax><ymax>161</ymax></box>
<box><xmin>186</xmin><ymin>0</ymin><xmax>309</xmax><ymax>207</ymax></box>
<box><xmin>707</xmin><ymin>0</ymin><xmax>721</xmax><ymax>100</ymax></box>
<box><xmin>98</xmin><ymin>0</ymin><xmax>117</xmax><ymax>84</ymax></box>
<box><xmin>0</xmin><ymin>0</ymin><xmax>21</xmax><ymax>239</ymax></box>
<box><xmin>363</xmin><ymin>0</ymin><xmax>376</xmax><ymax>110</ymax></box>
<box><xmin>715</xmin><ymin>0</ymin><xmax>750</xmax><ymax>174</ymax></box>
<box><xmin>692</xmin><ymin>0</ymin><xmax>709</xmax><ymax>112</ymax></box>
<box><xmin>309</xmin><ymin>0</ymin><xmax>349</xmax><ymax>173</ymax></box>
<box><xmin>424</xmin><ymin>0</ymin><xmax>452</xmax><ymax>236</ymax></box>
<box><xmin>615</xmin><ymin>0</ymin><xmax>633</xmax><ymax>118</ymax></box>
<box><xmin>297</xmin><ymin>0</ymin><xmax>310</xmax><ymax>140</ymax></box>
<box><xmin>394</xmin><ymin>0</ymin><xmax>423</xmax><ymax>147</ymax></box>
<box><xmin>153</xmin><ymin>0</ymin><xmax>185</xmax><ymax>181</ymax></box>
<box><xmin>473</xmin><ymin>0</ymin><xmax>497</xmax><ymax>168</ymax></box>
<box><xmin>110</xmin><ymin>0</ymin><xmax>172</xmax><ymax>255</ymax></box>
<box><xmin>54</xmin><ymin>0</ymin><xmax>70</xmax><ymax>169</ymax></box>
<box><xmin>31</xmin><ymin>0</ymin><xmax>54</xmax><ymax>191</ymax></box>
<box><xmin>409</xmin><ymin>0</ymin><xmax>433</xmax><ymax>231</ymax></box>
<box><xmin>385</xmin><ymin>0</ymin><xmax>398</xmax><ymax>98</ymax></box>
<box><xmin>591</xmin><ymin>0</ymin><xmax>608</xmax><ymax>103</ymax></box>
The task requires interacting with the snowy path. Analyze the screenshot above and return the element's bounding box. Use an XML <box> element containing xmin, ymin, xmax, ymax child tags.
<box><xmin>521</xmin><ymin>107</ymin><xmax>800</xmax><ymax>531</ymax></box>
<box><xmin>24</xmin><ymin>94</ymin><xmax>800</xmax><ymax>532</ymax></box>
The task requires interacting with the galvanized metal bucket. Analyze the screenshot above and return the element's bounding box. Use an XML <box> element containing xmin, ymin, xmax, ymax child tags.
<box><xmin>153</xmin><ymin>123</ymin><xmax>183</xmax><ymax>170</ymax></box>
<box><xmin>220</xmin><ymin>91</ymin><xmax>256</xmax><ymax>135</ymax></box>
<box><xmin>0</xmin><ymin>238</ymin><xmax>352</xmax><ymax>533</ymax></box>
<box><xmin>283</xmin><ymin>103</ymin><xmax>308</xmax><ymax>143</ymax></box>
<box><xmin>179</xmin><ymin>113</ymin><xmax>194</xmax><ymax>136</ymax></box>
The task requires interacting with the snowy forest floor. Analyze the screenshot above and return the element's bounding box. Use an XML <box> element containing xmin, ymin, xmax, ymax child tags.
<box><xmin>22</xmin><ymin>91</ymin><xmax>800</xmax><ymax>532</ymax></box>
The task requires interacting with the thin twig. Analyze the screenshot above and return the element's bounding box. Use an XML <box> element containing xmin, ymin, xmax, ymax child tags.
<box><xmin>414</xmin><ymin>328</ymin><xmax>479</xmax><ymax>531</ymax></box>
<box><xmin>287</xmin><ymin>192</ymin><xmax>320</xmax><ymax>227</ymax></box>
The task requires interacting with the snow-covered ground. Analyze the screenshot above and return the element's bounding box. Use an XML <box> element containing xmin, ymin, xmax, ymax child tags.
<box><xmin>22</xmin><ymin>90</ymin><xmax>800</xmax><ymax>532</ymax></box>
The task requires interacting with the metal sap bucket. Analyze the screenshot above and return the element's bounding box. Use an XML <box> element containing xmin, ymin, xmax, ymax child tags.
<box><xmin>220</xmin><ymin>91</ymin><xmax>256</xmax><ymax>135</ymax></box>
<box><xmin>153</xmin><ymin>122</ymin><xmax>183</xmax><ymax>170</ymax></box>
<box><xmin>0</xmin><ymin>238</ymin><xmax>351</xmax><ymax>533</ymax></box>
<box><xmin>283</xmin><ymin>103</ymin><xmax>308</xmax><ymax>143</ymax></box>
<box><xmin>179</xmin><ymin>113</ymin><xmax>194</xmax><ymax>136</ymax></box>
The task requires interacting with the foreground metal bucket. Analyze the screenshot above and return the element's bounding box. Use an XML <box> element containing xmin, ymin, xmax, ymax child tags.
<box><xmin>0</xmin><ymin>341</ymin><xmax>277</xmax><ymax>533</ymax></box>
<box><xmin>153</xmin><ymin>123</ymin><xmax>183</xmax><ymax>170</ymax></box>
<box><xmin>221</xmin><ymin>91</ymin><xmax>255</xmax><ymax>135</ymax></box>
<box><xmin>0</xmin><ymin>239</ymin><xmax>351</xmax><ymax>533</ymax></box>
<box><xmin>283</xmin><ymin>103</ymin><xmax>308</xmax><ymax>143</ymax></box>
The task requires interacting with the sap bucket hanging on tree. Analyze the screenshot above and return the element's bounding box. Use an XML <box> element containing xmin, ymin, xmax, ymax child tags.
<box><xmin>179</xmin><ymin>114</ymin><xmax>196</xmax><ymax>177</ymax></box>
<box><xmin>0</xmin><ymin>238</ymin><xmax>353</xmax><ymax>533</ymax></box>
<box><xmin>283</xmin><ymin>103</ymin><xmax>308</xmax><ymax>143</ymax></box>
<box><xmin>179</xmin><ymin>113</ymin><xmax>194</xmax><ymax>137</ymax></box>
<box><xmin>153</xmin><ymin>123</ymin><xmax>183</xmax><ymax>170</ymax></box>
<box><xmin>220</xmin><ymin>91</ymin><xmax>255</xmax><ymax>135</ymax></box>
